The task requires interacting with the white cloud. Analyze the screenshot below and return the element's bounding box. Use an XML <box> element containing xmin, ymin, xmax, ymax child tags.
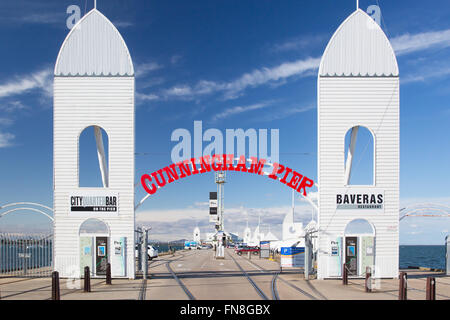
<box><xmin>0</xmin><ymin>132</ymin><xmax>14</xmax><ymax>148</ymax></box>
<box><xmin>271</xmin><ymin>35</ymin><xmax>326</xmax><ymax>52</ymax></box>
<box><xmin>135</xmin><ymin>62</ymin><xmax>163</xmax><ymax>78</ymax></box>
<box><xmin>211</xmin><ymin>101</ymin><xmax>274</xmax><ymax>122</ymax></box>
<box><xmin>136</xmin><ymin>92</ymin><xmax>160</xmax><ymax>102</ymax></box>
<box><xmin>402</xmin><ymin>66</ymin><xmax>450</xmax><ymax>84</ymax></box>
<box><xmin>391</xmin><ymin>29</ymin><xmax>450</xmax><ymax>56</ymax></box>
<box><xmin>161</xmin><ymin>57</ymin><xmax>321</xmax><ymax>101</ymax></box>
<box><xmin>112</xmin><ymin>21</ymin><xmax>134</xmax><ymax>28</ymax></box>
<box><xmin>253</xmin><ymin>105</ymin><xmax>316</xmax><ymax>122</ymax></box>
<box><xmin>0</xmin><ymin>118</ymin><xmax>13</xmax><ymax>126</ymax></box>
<box><xmin>0</xmin><ymin>101</ymin><xmax>28</xmax><ymax>112</ymax></box>
<box><xmin>0</xmin><ymin>68</ymin><xmax>52</xmax><ymax>99</ymax></box>
<box><xmin>170</xmin><ymin>55</ymin><xmax>183</xmax><ymax>65</ymax></box>
<box><xmin>136</xmin><ymin>203</ymin><xmax>314</xmax><ymax>241</ymax></box>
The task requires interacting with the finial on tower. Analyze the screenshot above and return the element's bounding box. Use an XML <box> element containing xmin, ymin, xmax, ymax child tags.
<box><xmin>94</xmin><ymin>0</ymin><xmax>97</xmax><ymax>9</ymax></box>
<box><xmin>356</xmin><ymin>0</ymin><xmax>359</xmax><ymax>10</ymax></box>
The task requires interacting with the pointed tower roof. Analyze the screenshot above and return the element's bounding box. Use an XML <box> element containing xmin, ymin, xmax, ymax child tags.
<box><xmin>55</xmin><ymin>9</ymin><xmax>134</xmax><ymax>76</ymax></box>
<box><xmin>319</xmin><ymin>9</ymin><xmax>398</xmax><ymax>77</ymax></box>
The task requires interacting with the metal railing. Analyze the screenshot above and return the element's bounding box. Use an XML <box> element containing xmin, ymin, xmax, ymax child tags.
<box><xmin>0</xmin><ymin>234</ymin><xmax>53</xmax><ymax>277</ymax></box>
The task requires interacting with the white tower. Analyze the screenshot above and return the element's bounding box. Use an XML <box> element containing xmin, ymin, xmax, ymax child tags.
<box><xmin>317</xmin><ymin>9</ymin><xmax>399</xmax><ymax>279</ymax></box>
<box><xmin>53</xmin><ymin>9</ymin><xmax>135</xmax><ymax>278</ymax></box>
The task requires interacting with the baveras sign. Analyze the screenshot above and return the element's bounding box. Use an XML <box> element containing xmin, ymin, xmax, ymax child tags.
<box><xmin>335</xmin><ymin>189</ymin><xmax>384</xmax><ymax>212</ymax></box>
<box><xmin>141</xmin><ymin>154</ymin><xmax>314</xmax><ymax>197</ymax></box>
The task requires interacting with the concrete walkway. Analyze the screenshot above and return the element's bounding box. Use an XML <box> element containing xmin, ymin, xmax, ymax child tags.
<box><xmin>1</xmin><ymin>249</ymin><xmax>448</xmax><ymax>300</ymax></box>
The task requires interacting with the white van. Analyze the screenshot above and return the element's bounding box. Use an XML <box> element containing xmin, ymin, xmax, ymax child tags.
<box><xmin>135</xmin><ymin>245</ymin><xmax>159</xmax><ymax>260</ymax></box>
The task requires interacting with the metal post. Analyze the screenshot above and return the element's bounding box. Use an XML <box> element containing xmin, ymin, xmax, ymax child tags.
<box><xmin>248</xmin><ymin>251</ymin><xmax>251</xmax><ymax>260</ymax></box>
<box><xmin>106</xmin><ymin>263</ymin><xmax>112</xmax><ymax>285</ymax></box>
<box><xmin>342</xmin><ymin>263</ymin><xmax>348</xmax><ymax>285</ymax></box>
<box><xmin>426</xmin><ymin>277</ymin><xmax>436</xmax><ymax>300</ymax></box>
<box><xmin>51</xmin><ymin>271</ymin><xmax>60</xmax><ymax>300</ymax></box>
<box><xmin>84</xmin><ymin>266</ymin><xmax>91</xmax><ymax>292</ymax></box>
<box><xmin>22</xmin><ymin>241</ymin><xmax>27</xmax><ymax>276</ymax></box>
<box><xmin>305</xmin><ymin>233</ymin><xmax>313</xmax><ymax>280</ymax></box>
<box><xmin>399</xmin><ymin>272</ymin><xmax>407</xmax><ymax>300</ymax></box>
<box><xmin>143</xmin><ymin>228</ymin><xmax>149</xmax><ymax>280</ymax></box>
<box><xmin>137</xmin><ymin>229</ymin><xmax>142</xmax><ymax>272</ymax></box>
<box><xmin>365</xmin><ymin>267</ymin><xmax>372</xmax><ymax>292</ymax></box>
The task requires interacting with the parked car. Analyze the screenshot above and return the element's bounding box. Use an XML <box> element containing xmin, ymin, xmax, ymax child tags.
<box><xmin>135</xmin><ymin>245</ymin><xmax>158</xmax><ymax>260</ymax></box>
<box><xmin>235</xmin><ymin>246</ymin><xmax>260</xmax><ymax>256</ymax></box>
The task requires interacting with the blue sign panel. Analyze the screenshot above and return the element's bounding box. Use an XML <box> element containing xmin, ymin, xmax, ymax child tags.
<box><xmin>281</xmin><ymin>247</ymin><xmax>305</xmax><ymax>268</ymax></box>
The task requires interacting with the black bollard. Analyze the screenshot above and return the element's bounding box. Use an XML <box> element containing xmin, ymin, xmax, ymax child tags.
<box><xmin>106</xmin><ymin>263</ymin><xmax>112</xmax><ymax>285</ymax></box>
<box><xmin>51</xmin><ymin>271</ymin><xmax>60</xmax><ymax>300</ymax></box>
<box><xmin>342</xmin><ymin>264</ymin><xmax>348</xmax><ymax>285</ymax></box>
<box><xmin>426</xmin><ymin>277</ymin><xmax>436</xmax><ymax>300</ymax></box>
<box><xmin>399</xmin><ymin>272</ymin><xmax>407</xmax><ymax>300</ymax></box>
<box><xmin>365</xmin><ymin>267</ymin><xmax>372</xmax><ymax>292</ymax></box>
<box><xmin>84</xmin><ymin>266</ymin><xmax>91</xmax><ymax>292</ymax></box>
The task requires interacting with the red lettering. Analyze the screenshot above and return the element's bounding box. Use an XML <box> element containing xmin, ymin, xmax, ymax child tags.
<box><xmin>151</xmin><ymin>169</ymin><xmax>166</xmax><ymax>187</ymax></box>
<box><xmin>297</xmin><ymin>176</ymin><xmax>314</xmax><ymax>196</ymax></box>
<box><xmin>200</xmin><ymin>155</ymin><xmax>212</xmax><ymax>173</ymax></box>
<box><xmin>190</xmin><ymin>157</ymin><xmax>199</xmax><ymax>174</ymax></box>
<box><xmin>234</xmin><ymin>155</ymin><xmax>248</xmax><ymax>172</ymax></box>
<box><xmin>141</xmin><ymin>174</ymin><xmax>157</xmax><ymax>195</ymax></box>
<box><xmin>177</xmin><ymin>160</ymin><xmax>192</xmax><ymax>178</ymax></box>
<box><xmin>225</xmin><ymin>154</ymin><xmax>235</xmax><ymax>171</ymax></box>
<box><xmin>268</xmin><ymin>163</ymin><xmax>284</xmax><ymax>180</ymax></box>
<box><xmin>163</xmin><ymin>164</ymin><xmax>179</xmax><ymax>183</ymax></box>
<box><xmin>280</xmin><ymin>167</ymin><xmax>293</xmax><ymax>184</ymax></box>
<box><xmin>248</xmin><ymin>157</ymin><xmax>266</xmax><ymax>175</ymax></box>
<box><xmin>211</xmin><ymin>154</ymin><xmax>223</xmax><ymax>171</ymax></box>
<box><xmin>287</xmin><ymin>171</ymin><xmax>303</xmax><ymax>189</ymax></box>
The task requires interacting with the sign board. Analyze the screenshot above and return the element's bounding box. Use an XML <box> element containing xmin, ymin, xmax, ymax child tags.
<box><xmin>260</xmin><ymin>241</ymin><xmax>270</xmax><ymax>258</ymax></box>
<box><xmin>335</xmin><ymin>188</ymin><xmax>384</xmax><ymax>214</ymax></box>
<box><xmin>209</xmin><ymin>192</ymin><xmax>218</xmax><ymax>222</ymax></box>
<box><xmin>69</xmin><ymin>191</ymin><xmax>119</xmax><ymax>217</ymax></box>
<box><xmin>209</xmin><ymin>199</ymin><xmax>218</xmax><ymax>207</ymax></box>
<box><xmin>280</xmin><ymin>247</ymin><xmax>305</xmax><ymax>268</ymax></box>
<box><xmin>328</xmin><ymin>237</ymin><xmax>342</xmax><ymax>277</ymax></box>
<box><xmin>18</xmin><ymin>253</ymin><xmax>31</xmax><ymax>258</ymax></box>
<box><xmin>111</xmin><ymin>237</ymin><xmax>126</xmax><ymax>277</ymax></box>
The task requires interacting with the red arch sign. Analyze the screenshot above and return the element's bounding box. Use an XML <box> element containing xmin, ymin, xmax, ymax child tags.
<box><xmin>141</xmin><ymin>154</ymin><xmax>314</xmax><ymax>197</ymax></box>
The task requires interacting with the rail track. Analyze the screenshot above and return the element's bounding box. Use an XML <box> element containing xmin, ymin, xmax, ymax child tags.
<box><xmin>139</xmin><ymin>250</ymin><xmax>197</xmax><ymax>300</ymax></box>
<box><xmin>241</xmin><ymin>254</ymin><xmax>322</xmax><ymax>300</ymax></box>
<box><xmin>227</xmin><ymin>252</ymin><xmax>269</xmax><ymax>300</ymax></box>
<box><xmin>166</xmin><ymin>260</ymin><xmax>196</xmax><ymax>300</ymax></box>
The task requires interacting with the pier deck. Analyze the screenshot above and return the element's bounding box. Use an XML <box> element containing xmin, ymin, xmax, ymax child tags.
<box><xmin>1</xmin><ymin>249</ymin><xmax>449</xmax><ymax>300</ymax></box>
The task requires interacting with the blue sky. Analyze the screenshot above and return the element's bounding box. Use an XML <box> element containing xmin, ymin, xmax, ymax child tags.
<box><xmin>0</xmin><ymin>0</ymin><xmax>449</xmax><ymax>244</ymax></box>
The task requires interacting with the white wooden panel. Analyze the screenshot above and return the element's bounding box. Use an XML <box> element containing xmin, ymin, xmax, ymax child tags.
<box><xmin>317</xmin><ymin>77</ymin><xmax>399</xmax><ymax>279</ymax></box>
<box><xmin>54</xmin><ymin>77</ymin><xmax>135</xmax><ymax>278</ymax></box>
<box><xmin>319</xmin><ymin>10</ymin><xmax>398</xmax><ymax>77</ymax></box>
<box><xmin>55</xmin><ymin>9</ymin><xmax>134</xmax><ymax>76</ymax></box>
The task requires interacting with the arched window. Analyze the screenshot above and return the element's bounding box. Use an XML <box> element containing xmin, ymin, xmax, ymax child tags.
<box><xmin>344</xmin><ymin>126</ymin><xmax>374</xmax><ymax>186</ymax></box>
<box><xmin>344</xmin><ymin>219</ymin><xmax>375</xmax><ymax>236</ymax></box>
<box><xmin>79</xmin><ymin>126</ymin><xmax>109</xmax><ymax>188</ymax></box>
<box><xmin>79</xmin><ymin>218</ymin><xmax>110</xmax><ymax>235</ymax></box>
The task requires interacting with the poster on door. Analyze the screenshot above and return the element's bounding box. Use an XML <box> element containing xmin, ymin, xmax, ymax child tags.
<box><xmin>111</xmin><ymin>237</ymin><xmax>126</xmax><ymax>277</ymax></box>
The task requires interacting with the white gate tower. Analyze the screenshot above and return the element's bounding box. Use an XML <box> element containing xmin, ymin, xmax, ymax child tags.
<box><xmin>317</xmin><ymin>9</ymin><xmax>399</xmax><ymax>279</ymax></box>
<box><xmin>53</xmin><ymin>8</ymin><xmax>135</xmax><ymax>278</ymax></box>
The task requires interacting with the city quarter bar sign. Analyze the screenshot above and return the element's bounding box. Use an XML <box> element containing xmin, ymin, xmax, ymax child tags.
<box><xmin>69</xmin><ymin>191</ymin><xmax>119</xmax><ymax>216</ymax></box>
<box><xmin>141</xmin><ymin>154</ymin><xmax>315</xmax><ymax>197</ymax></box>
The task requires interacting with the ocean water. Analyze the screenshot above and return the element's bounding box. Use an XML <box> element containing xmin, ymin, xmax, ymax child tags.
<box><xmin>0</xmin><ymin>243</ymin><xmax>446</xmax><ymax>272</ymax></box>
<box><xmin>399</xmin><ymin>245</ymin><xmax>446</xmax><ymax>270</ymax></box>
